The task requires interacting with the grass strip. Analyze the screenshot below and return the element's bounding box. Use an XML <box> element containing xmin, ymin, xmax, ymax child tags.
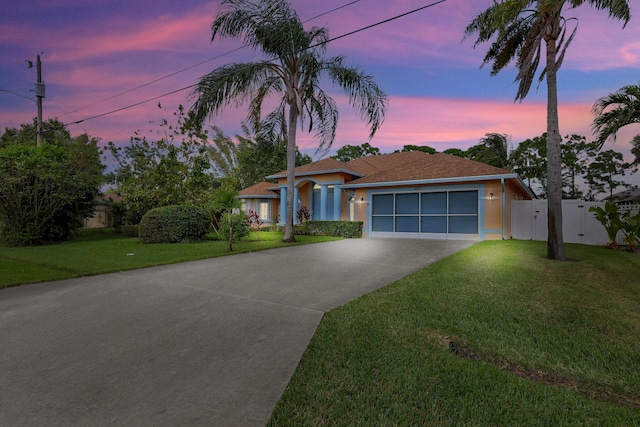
<box><xmin>269</xmin><ymin>240</ymin><xmax>640</xmax><ymax>426</ymax></box>
<box><xmin>0</xmin><ymin>228</ymin><xmax>338</xmax><ymax>289</ymax></box>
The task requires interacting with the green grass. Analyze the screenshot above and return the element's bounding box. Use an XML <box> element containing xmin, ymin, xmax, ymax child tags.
<box><xmin>269</xmin><ymin>240</ymin><xmax>640</xmax><ymax>426</ymax></box>
<box><xmin>0</xmin><ymin>228</ymin><xmax>338</xmax><ymax>288</ymax></box>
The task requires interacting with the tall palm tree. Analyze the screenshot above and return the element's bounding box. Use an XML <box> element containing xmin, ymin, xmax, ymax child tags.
<box><xmin>465</xmin><ymin>0</ymin><xmax>630</xmax><ymax>261</ymax></box>
<box><xmin>190</xmin><ymin>0</ymin><xmax>387</xmax><ymax>242</ymax></box>
<box><xmin>592</xmin><ymin>82</ymin><xmax>640</xmax><ymax>167</ymax></box>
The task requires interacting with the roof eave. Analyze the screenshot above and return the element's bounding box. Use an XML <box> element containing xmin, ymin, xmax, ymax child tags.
<box><xmin>266</xmin><ymin>168</ymin><xmax>364</xmax><ymax>180</ymax></box>
<box><xmin>340</xmin><ymin>173</ymin><xmax>534</xmax><ymax>196</ymax></box>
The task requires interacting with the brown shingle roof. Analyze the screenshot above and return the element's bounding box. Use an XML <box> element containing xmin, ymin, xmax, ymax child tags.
<box><xmin>267</xmin><ymin>157</ymin><xmax>362</xmax><ymax>178</ymax></box>
<box><xmin>346</xmin><ymin>152</ymin><xmax>512</xmax><ymax>185</ymax></box>
<box><xmin>238</xmin><ymin>181</ymin><xmax>279</xmax><ymax>197</ymax></box>
<box><xmin>346</xmin><ymin>151</ymin><xmax>428</xmax><ymax>175</ymax></box>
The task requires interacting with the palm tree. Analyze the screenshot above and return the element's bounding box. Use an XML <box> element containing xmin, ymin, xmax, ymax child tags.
<box><xmin>465</xmin><ymin>0</ymin><xmax>630</xmax><ymax>261</ymax></box>
<box><xmin>465</xmin><ymin>133</ymin><xmax>511</xmax><ymax>168</ymax></box>
<box><xmin>592</xmin><ymin>82</ymin><xmax>640</xmax><ymax>167</ymax></box>
<box><xmin>190</xmin><ymin>0</ymin><xmax>387</xmax><ymax>242</ymax></box>
<box><xmin>212</xmin><ymin>187</ymin><xmax>242</xmax><ymax>252</ymax></box>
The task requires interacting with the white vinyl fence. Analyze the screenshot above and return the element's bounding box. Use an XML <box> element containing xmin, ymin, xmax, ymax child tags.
<box><xmin>511</xmin><ymin>200</ymin><xmax>616</xmax><ymax>246</ymax></box>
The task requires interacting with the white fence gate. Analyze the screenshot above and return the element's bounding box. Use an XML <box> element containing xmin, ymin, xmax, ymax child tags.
<box><xmin>511</xmin><ymin>200</ymin><xmax>611</xmax><ymax>246</ymax></box>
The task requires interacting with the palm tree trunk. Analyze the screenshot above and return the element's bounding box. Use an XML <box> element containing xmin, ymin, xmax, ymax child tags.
<box><xmin>282</xmin><ymin>102</ymin><xmax>298</xmax><ymax>243</ymax></box>
<box><xmin>228</xmin><ymin>213</ymin><xmax>233</xmax><ymax>252</ymax></box>
<box><xmin>545</xmin><ymin>36</ymin><xmax>565</xmax><ymax>261</ymax></box>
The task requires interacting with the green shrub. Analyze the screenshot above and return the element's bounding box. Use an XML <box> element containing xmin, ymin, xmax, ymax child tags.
<box><xmin>0</xmin><ymin>136</ymin><xmax>104</xmax><ymax>246</ymax></box>
<box><xmin>219</xmin><ymin>212</ymin><xmax>250</xmax><ymax>241</ymax></box>
<box><xmin>295</xmin><ymin>220</ymin><xmax>363</xmax><ymax>238</ymax></box>
<box><xmin>139</xmin><ymin>205</ymin><xmax>210</xmax><ymax>244</ymax></box>
<box><xmin>120</xmin><ymin>224</ymin><xmax>139</xmax><ymax>238</ymax></box>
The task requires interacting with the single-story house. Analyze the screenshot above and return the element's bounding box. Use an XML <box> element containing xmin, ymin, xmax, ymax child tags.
<box><xmin>604</xmin><ymin>187</ymin><xmax>640</xmax><ymax>209</ymax></box>
<box><xmin>83</xmin><ymin>193</ymin><xmax>123</xmax><ymax>228</ymax></box>
<box><xmin>238</xmin><ymin>151</ymin><xmax>535</xmax><ymax>240</ymax></box>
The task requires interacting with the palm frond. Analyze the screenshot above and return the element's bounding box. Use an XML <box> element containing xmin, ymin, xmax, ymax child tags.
<box><xmin>592</xmin><ymin>83</ymin><xmax>640</xmax><ymax>147</ymax></box>
<box><xmin>580</xmin><ymin>0</ymin><xmax>631</xmax><ymax>27</ymax></box>
<box><xmin>326</xmin><ymin>59</ymin><xmax>387</xmax><ymax>139</ymax></box>
<box><xmin>189</xmin><ymin>62</ymin><xmax>279</xmax><ymax>125</ymax></box>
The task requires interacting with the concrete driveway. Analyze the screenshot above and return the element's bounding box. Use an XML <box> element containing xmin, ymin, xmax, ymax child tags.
<box><xmin>0</xmin><ymin>238</ymin><xmax>473</xmax><ymax>426</ymax></box>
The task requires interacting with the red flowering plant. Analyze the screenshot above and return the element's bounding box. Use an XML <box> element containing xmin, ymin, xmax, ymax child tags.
<box><xmin>247</xmin><ymin>208</ymin><xmax>262</xmax><ymax>241</ymax></box>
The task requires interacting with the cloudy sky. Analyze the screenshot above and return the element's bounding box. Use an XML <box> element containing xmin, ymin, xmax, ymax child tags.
<box><xmin>1</xmin><ymin>0</ymin><xmax>639</xmax><ymax>180</ymax></box>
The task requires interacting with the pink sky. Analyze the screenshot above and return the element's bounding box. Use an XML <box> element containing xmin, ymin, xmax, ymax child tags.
<box><xmin>1</xmin><ymin>0</ymin><xmax>638</xmax><ymax>185</ymax></box>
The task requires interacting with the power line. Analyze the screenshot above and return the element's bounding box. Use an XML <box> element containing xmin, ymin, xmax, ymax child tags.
<box><xmin>0</xmin><ymin>89</ymin><xmax>36</xmax><ymax>102</ymax></box>
<box><xmin>63</xmin><ymin>0</ymin><xmax>362</xmax><ymax>117</ymax></box>
<box><xmin>65</xmin><ymin>0</ymin><xmax>448</xmax><ymax>127</ymax></box>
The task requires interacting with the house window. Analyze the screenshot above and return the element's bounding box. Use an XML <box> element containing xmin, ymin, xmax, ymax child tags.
<box><xmin>259</xmin><ymin>200</ymin><xmax>269</xmax><ymax>221</ymax></box>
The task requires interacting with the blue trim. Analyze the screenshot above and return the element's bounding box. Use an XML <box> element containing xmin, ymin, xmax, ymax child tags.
<box><xmin>342</xmin><ymin>173</ymin><xmax>534</xmax><ymax>199</ymax></box>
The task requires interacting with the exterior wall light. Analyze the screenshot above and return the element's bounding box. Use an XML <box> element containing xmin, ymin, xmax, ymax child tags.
<box><xmin>488</xmin><ymin>192</ymin><xmax>494</xmax><ymax>201</ymax></box>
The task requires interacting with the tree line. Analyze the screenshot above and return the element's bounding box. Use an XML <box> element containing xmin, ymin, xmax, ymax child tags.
<box><xmin>332</xmin><ymin>133</ymin><xmax>636</xmax><ymax>201</ymax></box>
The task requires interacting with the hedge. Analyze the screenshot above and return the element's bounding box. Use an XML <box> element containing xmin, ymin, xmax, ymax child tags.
<box><xmin>295</xmin><ymin>220</ymin><xmax>363</xmax><ymax>238</ymax></box>
<box><xmin>139</xmin><ymin>205</ymin><xmax>210</xmax><ymax>244</ymax></box>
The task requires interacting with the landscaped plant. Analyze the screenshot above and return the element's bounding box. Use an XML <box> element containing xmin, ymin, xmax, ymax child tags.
<box><xmin>247</xmin><ymin>208</ymin><xmax>262</xmax><ymax>241</ymax></box>
<box><xmin>296</xmin><ymin>205</ymin><xmax>312</xmax><ymax>223</ymax></box>
<box><xmin>219</xmin><ymin>212</ymin><xmax>250</xmax><ymax>243</ymax></box>
<box><xmin>589</xmin><ymin>202</ymin><xmax>622</xmax><ymax>249</ymax></box>
<box><xmin>620</xmin><ymin>210</ymin><xmax>640</xmax><ymax>252</ymax></box>
<box><xmin>138</xmin><ymin>205</ymin><xmax>210</xmax><ymax>244</ymax></box>
<box><xmin>295</xmin><ymin>220</ymin><xmax>363</xmax><ymax>238</ymax></box>
<box><xmin>211</xmin><ymin>187</ymin><xmax>242</xmax><ymax>251</ymax></box>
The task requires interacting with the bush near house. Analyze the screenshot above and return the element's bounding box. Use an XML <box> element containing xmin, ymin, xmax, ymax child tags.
<box><xmin>139</xmin><ymin>205</ymin><xmax>210</xmax><ymax>244</ymax></box>
<box><xmin>295</xmin><ymin>220</ymin><xmax>363</xmax><ymax>238</ymax></box>
<box><xmin>218</xmin><ymin>212</ymin><xmax>251</xmax><ymax>242</ymax></box>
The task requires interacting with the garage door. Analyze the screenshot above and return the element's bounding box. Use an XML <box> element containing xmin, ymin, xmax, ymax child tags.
<box><xmin>370</xmin><ymin>190</ymin><xmax>479</xmax><ymax>239</ymax></box>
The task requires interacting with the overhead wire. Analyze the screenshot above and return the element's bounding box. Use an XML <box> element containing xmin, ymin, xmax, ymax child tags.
<box><xmin>63</xmin><ymin>0</ymin><xmax>362</xmax><ymax>117</ymax></box>
<box><xmin>64</xmin><ymin>0</ymin><xmax>448</xmax><ymax>127</ymax></box>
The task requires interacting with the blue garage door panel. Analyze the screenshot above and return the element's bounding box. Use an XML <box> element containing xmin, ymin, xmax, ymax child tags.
<box><xmin>371</xmin><ymin>190</ymin><xmax>479</xmax><ymax>238</ymax></box>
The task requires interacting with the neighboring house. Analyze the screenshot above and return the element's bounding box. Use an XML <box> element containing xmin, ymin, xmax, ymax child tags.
<box><xmin>238</xmin><ymin>151</ymin><xmax>534</xmax><ymax>240</ymax></box>
<box><xmin>83</xmin><ymin>193</ymin><xmax>123</xmax><ymax>228</ymax></box>
<box><xmin>604</xmin><ymin>187</ymin><xmax>640</xmax><ymax>209</ymax></box>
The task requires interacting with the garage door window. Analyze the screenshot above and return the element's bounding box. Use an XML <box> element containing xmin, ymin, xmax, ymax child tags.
<box><xmin>371</xmin><ymin>190</ymin><xmax>478</xmax><ymax>235</ymax></box>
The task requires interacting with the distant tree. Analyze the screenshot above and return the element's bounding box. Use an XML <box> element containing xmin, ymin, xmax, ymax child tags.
<box><xmin>632</xmin><ymin>135</ymin><xmax>640</xmax><ymax>170</ymax></box>
<box><xmin>190</xmin><ymin>0</ymin><xmax>386</xmax><ymax>242</ymax></box>
<box><xmin>465</xmin><ymin>0</ymin><xmax>631</xmax><ymax>260</ymax></box>
<box><xmin>208</xmin><ymin>125</ymin><xmax>239</xmax><ymax>179</ymax></box>
<box><xmin>592</xmin><ymin>82</ymin><xmax>640</xmax><ymax>153</ymax></box>
<box><xmin>236</xmin><ymin>135</ymin><xmax>311</xmax><ymax>187</ymax></box>
<box><xmin>332</xmin><ymin>142</ymin><xmax>380</xmax><ymax>162</ymax></box>
<box><xmin>585</xmin><ymin>149</ymin><xmax>631</xmax><ymax>200</ymax></box>
<box><xmin>510</xmin><ymin>134</ymin><xmax>547</xmax><ymax>196</ymax></box>
<box><xmin>397</xmin><ymin>144</ymin><xmax>437</xmax><ymax>154</ymax></box>
<box><xmin>0</xmin><ymin>118</ymin><xmax>68</xmax><ymax>147</ymax></box>
<box><xmin>443</xmin><ymin>148</ymin><xmax>465</xmax><ymax>157</ymax></box>
<box><xmin>105</xmin><ymin>106</ymin><xmax>216</xmax><ymax>224</ymax></box>
<box><xmin>0</xmin><ymin>127</ymin><xmax>104</xmax><ymax>245</ymax></box>
<box><xmin>561</xmin><ymin>134</ymin><xmax>598</xmax><ymax>199</ymax></box>
<box><xmin>206</xmin><ymin>124</ymin><xmax>311</xmax><ymax>188</ymax></box>
<box><xmin>465</xmin><ymin>133</ymin><xmax>511</xmax><ymax>168</ymax></box>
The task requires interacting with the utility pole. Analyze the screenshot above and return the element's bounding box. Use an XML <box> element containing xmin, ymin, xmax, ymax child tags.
<box><xmin>35</xmin><ymin>54</ymin><xmax>45</xmax><ymax>146</ymax></box>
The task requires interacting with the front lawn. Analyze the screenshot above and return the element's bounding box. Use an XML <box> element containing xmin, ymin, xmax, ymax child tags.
<box><xmin>269</xmin><ymin>240</ymin><xmax>640</xmax><ymax>425</ymax></box>
<box><xmin>0</xmin><ymin>228</ymin><xmax>338</xmax><ymax>289</ymax></box>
